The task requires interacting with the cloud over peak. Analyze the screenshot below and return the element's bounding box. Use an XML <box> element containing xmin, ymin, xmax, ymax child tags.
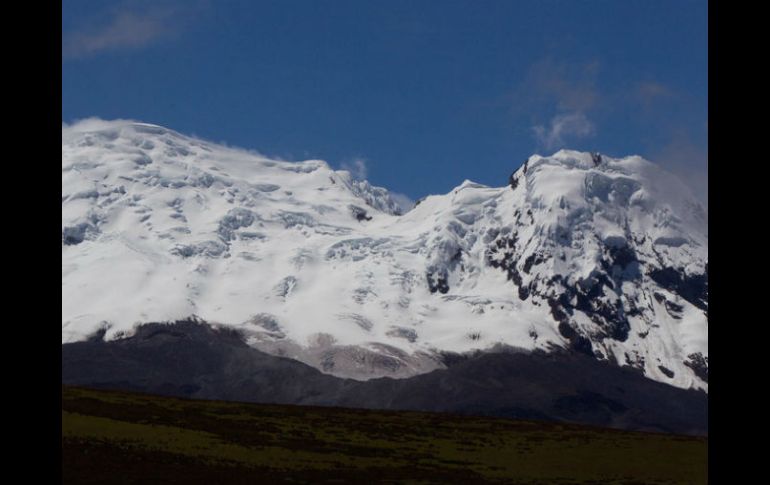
<box><xmin>340</xmin><ymin>159</ymin><xmax>368</xmax><ymax>181</ymax></box>
<box><xmin>62</xmin><ymin>6</ymin><xmax>184</xmax><ymax>60</ymax></box>
<box><xmin>533</xmin><ymin>112</ymin><xmax>595</xmax><ymax>151</ymax></box>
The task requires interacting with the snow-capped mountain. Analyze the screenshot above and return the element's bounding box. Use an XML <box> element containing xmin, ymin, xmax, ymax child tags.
<box><xmin>62</xmin><ymin>119</ymin><xmax>708</xmax><ymax>391</ymax></box>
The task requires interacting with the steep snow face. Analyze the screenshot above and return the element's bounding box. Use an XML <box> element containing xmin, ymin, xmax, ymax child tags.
<box><xmin>62</xmin><ymin>120</ymin><xmax>708</xmax><ymax>390</ymax></box>
<box><xmin>490</xmin><ymin>152</ymin><xmax>707</xmax><ymax>387</ymax></box>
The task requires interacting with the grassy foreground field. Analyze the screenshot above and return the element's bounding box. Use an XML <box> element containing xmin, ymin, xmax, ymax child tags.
<box><xmin>62</xmin><ymin>386</ymin><xmax>707</xmax><ymax>484</ymax></box>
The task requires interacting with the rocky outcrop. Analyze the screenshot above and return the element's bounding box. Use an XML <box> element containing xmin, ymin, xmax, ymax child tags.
<box><xmin>62</xmin><ymin>320</ymin><xmax>708</xmax><ymax>435</ymax></box>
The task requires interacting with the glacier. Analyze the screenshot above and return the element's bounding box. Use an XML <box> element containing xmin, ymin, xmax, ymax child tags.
<box><xmin>62</xmin><ymin>119</ymin><xmax>708</xmax><ymax>390</ymax></box>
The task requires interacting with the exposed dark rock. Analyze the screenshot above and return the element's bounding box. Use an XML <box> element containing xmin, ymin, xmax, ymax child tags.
<box><xmin>62</xmin><ymin>321</ymin><xmax>709</xmax><ymax>435</ymax></box>
<box><xmin>664</xmin><ymin>300</ymin><xmax>684</xmax><ymax>319</ymax></box>
<box><xmin>340</xmin><ymin>313</ymin><xmax>374</xmax><ymax>332</ymax></box>
<box><xmin>684</xmin><ymin>353</ymin><xmax>708</xmax><ymax>383</ymax></box>
<box><xmin>550</xmin><ymin>300</ymin><xmax>571</xmax><ymax>327</ymax></box>
<box><xmin>508</xmin><ymin>172</ymin><xmax>519</xmax><ymax>190</ymax></box>
<box><xmin>348</xmin><ymin>205</ymin><xmax>373</xmax><ymax>222</ymax></box>
<box><xmin>557</xmin><ymin>321</ymin><xmax>574</xmax><ymax>339</ymax></box>
<box><xmin>386</xmin><ymin>327</ymin><xmax>418</xmax><ymax>343</ymax></box>
<box><xmin>648</xmin><ymin>267</ymin><xmax>708</xmax><ymax>312</ymax></box>
<box><xmin>517</xmin><ymin>283</ymin><xmax>530</xmax><ymax>301</ymax></box>
<box><xmin>248</xmin><ymin>313</ymin><xmax>283</xmax><ymax>334</ymax></box>
<box><xmin>625</xmin><ymin>298</ymin><xmax>644</xmax><ymax>318</ymax></box>
<box><xmin>554</xmin><ymin>391</ymin><xmax>627</xmax><ymax>420</ymax></box>
<box><xmin>426</xmin><ymin>267</ymin><xmax>450</xmax><ymax>294</ymax></box>
<box><xmin>437</xmin><ymin>350</ymin><xmax>476</xmax><ymax>367</ymax></box>
<box><xmin>63</xmin><ymin>222</ymin><xmax>98</xmax><ymax>246</ymax></box>
<box><xmin>171</xmin><ymin>240</ymin><xmax>229</xmax><ymax>259</ymax></box>
<box><xmin>482</xmin><ymin>224</ymin><xmax>703</xmax><ymax>378</ymax></box>
<box><xmin>551</xmin><ymin>274</ymin><xmax>630</xmax><ymax>343</ymax></box>
<box><xmin>485</xmin><ymin>235</ymin><xmax>526</xmax><ymax>299</ymax></box>
<box><xmin>87</xmin><ymin>326</ymin><xmax>108</xmax><ymax>342</ymax></box>
<box><xmin>658</xmin><ymin>366</ymin><xmax>675</xmax><ymax>378</ymax></box>
<box><xmin>553</xmin><ymin>304</ymin><xmax>594</xmax><ymax>358</ymax></box>
<box><xmin>624</xmin><ymin>353</ymin><xmax>646</xmax><ymax>374</ymax></box>
<box><xmin>604</xmin><ymin>244</ymin><xmax>640</xmax><ymax>274</ymax></box>
<box><xmin>218</xmin><ymin>208</ymin><xmax>256</xmax><ymax>241</ymax></box>
<box><xmin>569</xmin><ymin>335</ymin><xmax>595</xmax><ymax>357</ymax></box>
<box><xmin>523</xmin><ymin>253</ymin><xmax>546</xmax><ymax>274</ymax></box>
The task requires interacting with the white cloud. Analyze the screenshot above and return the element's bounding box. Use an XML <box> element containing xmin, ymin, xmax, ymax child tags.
<box><xmin>337</xmin><ymin>158</ymin><xmax>414</xmax><ymax>212</ymax></box>
<box><xmin>633</xmin><ymin>81</ymin><xmax>677</xmax><ymax>115</ymax></box>
<box><xmin>340</xmin><ymin>159</ymin><xmax>368</xmax><ymax>181</ymax></box>
<box><xmin>652</xmin><ymin>133</ymin><xmax>708</xmax><ymax>209</ymax></box>
<box><xmin>62</xmin><ymin>9</ymin><xmax>176</xmax><ymax>60</ymax></box>
<box><xmin>532</xmin><ymin>112</ymin><xmax>595</xmax><ymax>151</ymax></box>
<box><xmin>508</xmin><ymin>59</ymin><xmax>601</xmax><ymax>117</ymax></box>
<box><xmin>389</xmin><ymin>192</ymin><xmax>415</xmax><ymax>213</ymax></box>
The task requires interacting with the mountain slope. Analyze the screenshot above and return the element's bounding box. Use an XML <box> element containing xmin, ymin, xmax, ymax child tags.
<box><xmin>63</xmin><ymin>385</ymin><xmax>708</xmax><ymax>485</ymax></box>
<box><xmin>62</xmin><ymin>320</ymin><xmax>708</xmax><ymax>435</ymax></box>
<box><xmin>62</xmin><ymin>119</ymin><xmax>708</xmax><ymax>390</ymax></box>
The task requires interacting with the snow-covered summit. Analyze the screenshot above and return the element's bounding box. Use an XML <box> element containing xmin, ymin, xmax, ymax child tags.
<box><xmin>62</xmin><ymin>119</ymin><xmax>707</xmax><ymax>390</ymax></box>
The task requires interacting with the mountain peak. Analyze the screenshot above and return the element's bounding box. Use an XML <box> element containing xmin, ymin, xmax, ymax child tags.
<box><xmin>62</xmin><ymin>120</ymin><xmax>707</xmax><ymax>390</ymax></box>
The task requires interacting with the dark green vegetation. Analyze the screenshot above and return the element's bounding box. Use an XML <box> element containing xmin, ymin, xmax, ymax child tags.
<box><xmin>63</xmin><ymin>386</ymin><xmax>707</xmax><ymax>484</ymax></box>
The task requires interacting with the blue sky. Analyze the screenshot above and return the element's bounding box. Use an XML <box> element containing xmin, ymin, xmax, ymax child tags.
<box><xmin>62</xmin><ymin>0</ymin><xmax>708</xmax><ymax>205</ymax></box>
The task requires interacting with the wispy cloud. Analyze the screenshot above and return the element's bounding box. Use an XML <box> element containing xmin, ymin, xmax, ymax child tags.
<box><xmin>652</xmin><ymin>130</ymin><xmax>708</xmax><ymax>209</ymax></box>
<box><xmin>338</xmin><ymin>158</ymin><xmax>414</xmax><ymax>212</ymax></box>
<box><xmin>340</xmin><ymin>159</ymin><xmax>368</xmax><ymax>181</ymax></box>
<box><xmin>528</xmin><ymin>59</ymin><xmax>600</xmax><ymax>113</ymax></box>
<box><xmin>507</xmin><ymin>59</ymin><xmax>600</xmax><ymax>115</ymax></box>
<box><xmin>635</xmin><ymin>81</ymin><xmax>675</xmax><ymax>111</ymax></box>
<box><xmin>389</xmin><ymin>192</ymin><xmax>415</xmax><ymax>213</ymax></box>
<box><xmin>507</xmin><ymin>59</ymin><xmax>601</xmax><ymax>151</ymax></box>
<box><xmin>503</xmin><ymin>58</ymin><xmax>706</xmax><ymax>201</ymax></box>
<box><xmin>62</xmin><ymin>6</ymin><xmax>181</xmax><ymax>60</ymax></box>
<box><xmin>532</xmin><ymin>112</ymin><xmax>595</xmax><ymax>151</ymax></box>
